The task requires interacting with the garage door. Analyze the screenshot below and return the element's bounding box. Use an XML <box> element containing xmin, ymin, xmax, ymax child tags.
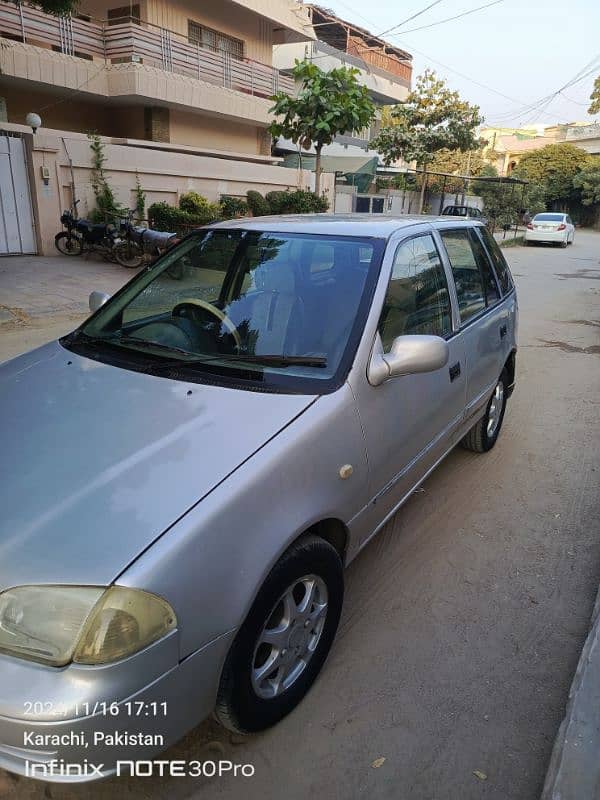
<box><xmin>0</xmin><ymin>132</ymin><xmax>36</xmax><ymax>254</ymax></box>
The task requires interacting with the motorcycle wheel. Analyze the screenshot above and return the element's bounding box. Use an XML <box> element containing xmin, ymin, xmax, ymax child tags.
<box><xmin>114</xmin><ymin>240</ymin><xmax>144</xmax><ymax>269</ymax></box>
<box><xmin>55</xmin><ymin>232</ymin><xmax>83</xmax><ymax>256</ymax></box>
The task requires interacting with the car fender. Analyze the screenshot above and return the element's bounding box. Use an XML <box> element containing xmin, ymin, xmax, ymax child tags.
<box><xmin>117</xmin><ymin>382</ymin><xmax>370</xmax><ymax>659</ymax></box>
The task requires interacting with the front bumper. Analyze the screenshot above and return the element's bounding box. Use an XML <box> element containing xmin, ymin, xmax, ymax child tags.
<box><xmin>0</xmin><ymin>629</ymin><xmax>234</xmax><ymax>783</ymax></box>
<box><xmin>525</xmin><ymin>229</ymin><xmax>567</xmax><ymax>243</ymax></box>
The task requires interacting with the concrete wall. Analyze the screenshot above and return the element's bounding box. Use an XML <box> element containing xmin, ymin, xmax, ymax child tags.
<box><xmin>0</xmin><ymin>123</ymin><xmax>333</xmax><ymax>256</ymax></box>
<box><xmin>169</xmin><ymin>110</ymin><xmax>261</xmax><ymax>153</ymax></box>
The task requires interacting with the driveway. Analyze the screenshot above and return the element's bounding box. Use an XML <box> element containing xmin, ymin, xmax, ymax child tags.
<box><xmin>1</xmin><ymin>231</ymin><xmax>599</xmax><ymax>800</ymax></box>
<box><xmin>0</xmin><ymin>254</ymin><xmax>134</xmax><ymax>362</ymax></box>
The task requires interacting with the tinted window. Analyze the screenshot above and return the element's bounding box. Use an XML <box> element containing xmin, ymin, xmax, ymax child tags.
<box><xmin>440</xmin><ymin>229</ymin><xmax>486</xmax><ymax>322</ymax></box>
<box><xmin>468</xmin><ymin>228</ymin><xmax>500</xmax><ymax>305</ymax></box>
<box><xmin>478</xmin><ymin>226</ymin><xmax>513</xmax><ymax>295</ymax></box>
<box><xmin>378</xmin><ymin>234</ymin><xmax>452</xmax><ymax>350</ymax></box>
<box><xmin>533</xmin><ymin>213</ymin><xmax>564</xmax><ymax>222</ymax></box>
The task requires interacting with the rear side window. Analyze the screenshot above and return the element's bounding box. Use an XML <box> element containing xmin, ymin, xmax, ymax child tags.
<box><xmin>439</xmin><ymin>228</ymin><xmax>500</xmax><ymax>322</ymax></box>
<box><xmin>478</xmin><ymin>226</ymin><xmax>514</xmax><ymax>295</ymax></box>
<box><xmin>378</xmin><ymin>234</ymin><xmax>452</xmax><ymax>350</ymax></box>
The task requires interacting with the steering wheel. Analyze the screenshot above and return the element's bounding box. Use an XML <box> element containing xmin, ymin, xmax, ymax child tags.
<box><xmin>172</xmin><ymin>299</ymin><xmax>242</xmax><ymax>349</ymax></box>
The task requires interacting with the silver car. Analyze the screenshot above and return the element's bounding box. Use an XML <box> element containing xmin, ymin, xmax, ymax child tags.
<box><xmin>0</xmin><ymin>215</ymin><xmax>517</xmax><ymax>782</ymax></box>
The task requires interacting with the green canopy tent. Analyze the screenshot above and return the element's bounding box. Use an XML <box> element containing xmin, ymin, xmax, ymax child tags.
<box><xmin>282</xmin><ymin>154</ymin><xmax>379</xmax><ymax>194</ymax></box>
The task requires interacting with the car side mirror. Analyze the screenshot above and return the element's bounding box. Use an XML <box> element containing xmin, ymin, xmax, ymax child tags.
<box><xmin>89</xmin><ymin>291</ymin><xmax>111</xmax><ymax>313</ymax></box>
<box><xmin>368</xmin><ymin>334</ymin><xmax>450</xmax><ymax>386</ymax></box>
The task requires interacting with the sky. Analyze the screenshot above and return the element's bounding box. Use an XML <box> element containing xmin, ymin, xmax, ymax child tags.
<box><xmin>310</xmin><ymin>0</ymin><xmax>600</xmax><ymax>128</ymax></box>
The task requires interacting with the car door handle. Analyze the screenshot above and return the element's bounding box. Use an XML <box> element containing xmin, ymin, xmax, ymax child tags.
<box><xmin>449</xmin><ymin>362</ymin><xmax>461</xmax><ymax>382</ymax></box>
<box><xmin>500</xmin><ymin>324</ymin><xmax>508</xmax><ymax>339</ymax></box>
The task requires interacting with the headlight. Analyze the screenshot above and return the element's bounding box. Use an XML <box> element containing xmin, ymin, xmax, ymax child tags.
<box><xmin>0</xmin><ymin>586</ymin><xmax>176</xmax><ymax>667</ymax></box>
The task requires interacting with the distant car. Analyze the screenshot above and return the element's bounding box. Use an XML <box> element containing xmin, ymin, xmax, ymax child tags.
<box><xmin>441</xmin><ymin>205</ymin><xmax>486</xmax><ymax>224</ymax></box>
<box><xmin>525</xmin><ymin>213</ymin><xmax>574</xmax><ymax>247</ymax></box>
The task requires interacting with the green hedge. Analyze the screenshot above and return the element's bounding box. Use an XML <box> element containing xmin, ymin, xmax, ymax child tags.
<box><xmin>149</xmin><ymin>189</ymin><xmax>329</xmax><ymax>235</ymax></box>
<box><xmin>246</xmin><ymin>190</ymin><xmax>271</xmax><ymax>217</ymax></box>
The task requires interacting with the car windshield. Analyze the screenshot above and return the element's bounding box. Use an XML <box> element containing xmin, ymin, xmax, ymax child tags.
<box><xmin>534</xmin><ymin>213</ymin><xmax>564</xmax><ymax>222</ymax></box>
<box><xmin>70</xmin><ymin>229</ymin><xmax>385</xmax><ymax>393</ymax></box>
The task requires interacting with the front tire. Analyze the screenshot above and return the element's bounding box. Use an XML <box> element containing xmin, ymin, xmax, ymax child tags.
<box><xmin>215</xmin><ymin>535</ymin><xmax>343</xmax><ymax>734</ymax></box>
<box><xmin>114</xmin><ymin>240</ymin><xmax>144</xmax><ymax>268</ymax></box>
<box><xmin>55</xmin><ymin>232</ymin><xmax>83</xmax><ymax>256</ymax></box>
<box><xmin>461</xmin><ymin>370</ymin><xmax>508</xmax><ymax>453</ymax></box>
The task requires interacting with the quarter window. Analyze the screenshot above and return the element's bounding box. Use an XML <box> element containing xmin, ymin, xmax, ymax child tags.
<box><xmin>478</xmin><ymin>226</ymin><xmax>513</xmax><ymax>295</ymax></box>
<box><xmin>440</xmin><ymin>228</ymin><xmax>500</xmax><ymax>323</ymax></box>
<box><xmin>378</xmin><ymin>234</ymin><xmax>452</xmax><ymax>351</ymax></box>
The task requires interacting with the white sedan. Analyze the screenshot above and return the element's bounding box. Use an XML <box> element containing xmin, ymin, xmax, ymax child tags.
<box><xmin>525</xmin><ymin>213</ymin><xmax>575</xmax><ymax>247</ymax></box>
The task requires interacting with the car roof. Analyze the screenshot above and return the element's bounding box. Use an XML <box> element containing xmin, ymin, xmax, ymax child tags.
<box><xmin>206</xmin><ymin>214</ymin><xmax>482</xmax><ymax>239</ymax></box>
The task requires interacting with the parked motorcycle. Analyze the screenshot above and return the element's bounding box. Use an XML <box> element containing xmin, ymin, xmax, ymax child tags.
<box><xmin>55</xmin><ymin>201</ymin><xmax>120</xmax><ymax>261</ymax></box>
<box><xmin>55</xmin><ymin>204</ymin><xmax>145</xmax><ymax>269</ymax></box>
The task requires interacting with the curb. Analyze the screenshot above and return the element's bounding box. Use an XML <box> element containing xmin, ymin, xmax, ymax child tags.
<box><xmin>541</xmin><ymin>586</ymin><xmax>600</xmax><ymax>799</ymax></box>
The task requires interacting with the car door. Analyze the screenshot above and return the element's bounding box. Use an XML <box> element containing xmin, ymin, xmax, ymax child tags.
<box><xmin>348</xmin><ymin>229</ymin><xmax>466</xmax><ymax>548</ymax></box>
<box><xmin>435</xmin><ymin>225</ymin><xmax>505</xmax><ymax>426</ymax></box>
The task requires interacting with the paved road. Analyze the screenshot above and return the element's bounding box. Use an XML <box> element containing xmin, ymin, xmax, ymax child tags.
<box><xmin>1</xmin><ymin>232</ymin><xmax>599</xmax><ymax>800</ymax></box>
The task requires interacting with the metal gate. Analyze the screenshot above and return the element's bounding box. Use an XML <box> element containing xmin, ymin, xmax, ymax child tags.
<box><xmin>0</xmin><ymin>132</ymin><xmax>36</xmax><ymax>255</ymax></box>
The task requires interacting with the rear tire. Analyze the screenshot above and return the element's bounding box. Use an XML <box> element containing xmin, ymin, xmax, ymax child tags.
<box><xmin>114</xmin><ymin>240</ymin><xmax>144</xmax><ymax>268</ymax></box>
<box><xmin>55</xmin><ymin>232</ymin><xmax>83</xmax><ymax>256</ymax></box>
<box><xmin>560</xmin><ymin>239</ymin><xmax>567</xmax><ymax>248</ymax></box>
<box><xmin>215</xmin><ymin>535</ymin><xmax>343</xmax><ymax>734</ymax></box>
<box><xmin>461</xmin><ymin>370</ymin><xmax>508</xmax><ymax>453</ymax></box>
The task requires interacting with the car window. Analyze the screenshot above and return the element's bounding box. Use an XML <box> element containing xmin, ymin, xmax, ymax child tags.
<box><xmin>478</xmin><ymin>226</ymin><xmax>514</xmax><ymax>295</ymax></box>
<box><xmin>439</xmin><ymin>229</ymin><xmax>489</xmax><ymax>322</ymax></box>
<box><xmin>467</xmin><ymin>228</ymin><xmax>500</xmax><ymax>305</ymax></box>
<box><xmin>533</xmin><ymin>213</ymin><xmax>564</xmax><ymax>222</ymax></box>
<box><xmin>378</xmin><ymin>234</ymin><xmax>452</xmax><ymax>351</ymax></box>
<box><xmin>80</xmin><ymin>230</ymin><xmax>386</xmax><ymax>394</ymax></box>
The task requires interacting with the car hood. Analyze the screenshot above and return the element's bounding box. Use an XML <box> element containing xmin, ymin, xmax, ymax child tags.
<box><xmin>0</xmin><ymin>342</ymin><xmax>316</xmax><ymax>589</ymax></box>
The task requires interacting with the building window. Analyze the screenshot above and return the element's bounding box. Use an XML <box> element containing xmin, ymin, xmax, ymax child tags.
<box><xmin>107</xmin><ymin>5</ymin><xmax>140</xmax><ymax>25</ymax></box>
<box><xmin>188</xmin><ymin>21</ymin><xmax>244</xmax><ymax>59</ymax></box>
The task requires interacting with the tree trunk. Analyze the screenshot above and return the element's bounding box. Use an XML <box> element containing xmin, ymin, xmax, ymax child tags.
<box><xmin>418</xmin><ymin>167</ymin><xmax>427</xmax><ymax>214</ymax></box>
<box><xmin>315</xmin><ymin>145</ymin><xmax>323</xmax><ymax>196</ymax></box>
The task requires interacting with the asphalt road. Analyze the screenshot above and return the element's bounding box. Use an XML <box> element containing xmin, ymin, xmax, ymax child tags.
<box><xmin>1</xmin><ymin>231</ymin><xmax>599</xmax><ymax>800</ymax></box>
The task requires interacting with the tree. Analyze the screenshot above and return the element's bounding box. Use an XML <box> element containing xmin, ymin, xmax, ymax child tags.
<box><xmin>512</xmin><ymin>143</ymin><xmax>590</xmax><ymax>207</ymax></box>
<box><xmin>470</xmin><ymin>165</ymin><xmax>545</xmax><ymax>230</ymax></box>
<box><xmin>589</xmin><ymin>76</ymin><xmax>600</xmax><ymax>116</ymax></box>
<box><xmin>372</xmin><ymin>70</ymin><xmax>483</xmax><ymax>212</ymax></box>
<box><xmin>425</xmin><ymin>146</ymin><xmax>486</xmax><ymax>194</ymax></box>
<box><xmin>572</xmin><ymin>163</ymin><xmax>600</xmax><ymax>206</ymax></box>
<box><xmin>269</xmin><ymin>60</ymin><xmax>375</xmax><ymax>195</ymax></box>
<box><xmin>30</xmin><ymin>0</ymin><xmax>79</xmax><ymax>14</ymax></box>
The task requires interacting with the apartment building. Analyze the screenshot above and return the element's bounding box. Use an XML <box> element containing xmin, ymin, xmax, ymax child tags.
<box><xmin>0</xmin><ymin>0</ymin><xmax>313</xmax><ymax>155</ymax></box>
<box><xmin>273</xmin><ymin>4</ymin><xmax>412</xmax><ymax>161</ymax></box>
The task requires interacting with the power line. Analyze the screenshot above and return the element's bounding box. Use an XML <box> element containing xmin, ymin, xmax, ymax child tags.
<box><xmin>377</xmin><ymin>0</ymin><xmax>446</xmax><ymax>37</ymax></box>
<box><xmin>394</xmin><ymin>0</ymin><xmax>504</xmax><ymax>36</ymax></box>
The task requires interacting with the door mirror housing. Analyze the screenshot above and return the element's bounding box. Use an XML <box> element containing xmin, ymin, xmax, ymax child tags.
<box><xmin>89</xmin><ymin>291</ymin><xmax>111</xmax><ymax>313</ymax></box>
<box><xmin>368</xmin><ymin>334</ymin><xmax>450</xmax><ymax>386</ymax></box>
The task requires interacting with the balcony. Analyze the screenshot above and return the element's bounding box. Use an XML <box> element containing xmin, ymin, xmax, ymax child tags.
<box><xmin>0</xmin><ymin>2</ymin><xmax>294</xmax><ymax>99</ymax></box>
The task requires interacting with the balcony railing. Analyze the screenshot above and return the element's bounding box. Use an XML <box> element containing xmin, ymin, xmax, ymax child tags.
<box><xmin>0</xmin><ymin>2</ymin><xmax>294</xmax><ymax>98</ymax></box>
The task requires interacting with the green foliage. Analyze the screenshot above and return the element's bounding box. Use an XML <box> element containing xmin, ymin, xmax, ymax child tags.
<box><xmin>572</xmin><ymin>163</ymin><xmax>600</xmax><ymax>206</ymax></box>
<box><xmin>220</xmin><ymin>196</ymin><xmax>249</xmax><ymax>219</ymax></box>
<box><xmin>426</xmin><ymin>147</ymin><xmax>486</xmax><ymax>193</ymax></box>
<box><xmin>512</xmin><ymin>143</ymin><xmax>590</xmax><ymax>205</ymax></box>
<box><xmin>372</xmin><ymin>70</ymin><xmax>483</xmax><ymax>170</ymax></box>
<box><xmin>471</xmin><ymin>167</ymin><xmax>525</xmax><ymax>229</ymax></box>
<box><xmin>246</xmin><ymin>190</ymin><xmax>271</xmax><ymax>217</ymax></box>
<box><xmin>589</xmin><ymin>75</ymin><xmax>600</xmax><ymax>115</ymax></box>
<box><xmin>269</xmin><ymin>60</ymin><xmax>375</xmax><ymax>193</ymax></box>
<box><xmin>265</xmin><ymin>189</ymin><xmax>328</xmax><ymax>214</ymax></box>
<box><xmin>148</xmin><ymin>191</ymin><xmax>220</xmax><ymax>235</ymax></box>
<box><xmin>376</xmin><ymin>173</ymin><xmax>417</xmax><ymax>192</ymax></box>
<box><xmin>178</xmin><ymin>191</ymin><xmax>221</xmax><ymax>220</ymax></box>
<box><xmin>87</xmin><ymin>132</ymin><xmax>127</xmax><ymax>223</ymax></box>
<box><xmin>134</xmin><ymin>174</ymin><xmax>146</xmax><ymax>222</ymax></box>
<box><xmin>30</xmin><ymin>0</ymin><xmax>79</xmax><ymax>15</ymax></box>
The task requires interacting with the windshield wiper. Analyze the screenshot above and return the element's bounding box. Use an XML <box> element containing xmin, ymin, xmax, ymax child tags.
<box><xmin>215</xmin><ymin>354</ymin><xmax>327</xmax><ymax>368</ymax></box>
<box><xmin>70</xmin><ymin>331</ymin><xmax>327</xmax><ymax>370</ymax></box>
